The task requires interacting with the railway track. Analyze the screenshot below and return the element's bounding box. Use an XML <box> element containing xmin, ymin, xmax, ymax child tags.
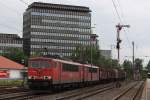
<box><xmin>1</xmin><ymin>82</ymin><xmax>134</xmax><ymax>100</ymax></box>
<box><xmin>56</xmin><ymin>84</ymin><xmax>114</xmax><ymax>100</ymax></box>
<box><xmin>113</xmin><ymin>81</ymin><xmax>144</xmax><ymax>100</ymax></box>
<box><xmin>0</xmin><ymin>86</ymin><xmax>35</xmax><ymax>100</ymax></box>
<box><xmin>0</xmin><ymin>86</ymin><xmax>30</xmax><ymax>95</ymax></box>
<box><xmin>0</xmin><ymin>91</ymin><xmax>34</xmax><ymax>100</ymax></box>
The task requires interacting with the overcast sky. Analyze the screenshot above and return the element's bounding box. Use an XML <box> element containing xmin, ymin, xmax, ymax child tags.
<box><xmin>0</xmin><ymin>0</ymin><xmax>150</xmax><ymax>65</ymax></box>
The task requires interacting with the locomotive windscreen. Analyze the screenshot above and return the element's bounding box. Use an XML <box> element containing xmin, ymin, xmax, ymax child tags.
<box><xmin>29</xmin><ymin>61</ymin><xmax>50</xmax><ymax>68</ymax></box>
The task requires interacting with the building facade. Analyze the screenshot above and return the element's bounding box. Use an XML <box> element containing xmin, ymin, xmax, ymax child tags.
<box><xmin>23</xmin><ymin>2</ymin><xmax>97</xmax><ymax>57</ymax></box>
<box><xmin>0</xmin><ymin>33</ymin><xmax>23</xmax><ymax>54</ymax></box>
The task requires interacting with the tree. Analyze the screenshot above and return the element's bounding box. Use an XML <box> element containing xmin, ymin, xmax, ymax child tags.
<box><xmin>134</xmin><ymin>58</ymin><xmax>143</xmax><ymax>72</ymax></box>
<box><xmin>31</xmin><ymin>51</ymin><xmax>43</xmax><ymax>57</ymax></box>
<box><xmin>111</xmin><ymin>59</ymin><xmax>119</xmax><ymax>68</ymax></box>
<box><xmin>71</xmin><ymin>45</ymin><xmax>100</xmax><ymax>66</ymax></box>
<box><xmin>71</xmin><ymin>45</ymin><xmax>119</xmax><ymax>68</ymax></box>
<box><xmin>134</xmin><ymin>58</ymin><xmax>145</xmax><ymax>79</ymax></box>
<box><xmin>2</xmin><ymin>47</ymin><xmax>28</xmax><ymax>65</ymax></box>
<box><xmin>123</xmin><ymin>60</ymin><xmax>133</xmax><ymax>79</ymax></box>
<box><xmin>146</xmin><ymin>60</ymin><xmax>150</xmax><ymax>72</ymax></box>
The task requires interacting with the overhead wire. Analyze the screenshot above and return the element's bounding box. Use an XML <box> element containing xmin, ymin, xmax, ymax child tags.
<box><xmin>115</xmin><ymin>0</ymin><xmax>125</xmax><ymax>22</ymax></box>
<box><xmin>111</xmin><ymin>0</ymin><xmax>132</xmax><ymax>48</ymax></box>
<box><xmin>111</xmin><ymin>0</ymin><xmax>134</xmax><ymax>61</ymax></box>
<box><xmin>19</xmin><ymin>0</ymin><xmax>29</xmax><ymax>6</ymax></box>
<box><xmin>111</xmin><ymin>0</ymin><xmax>122</xmax><ymax>23</ymax></box>
<box><xmin>115</xmin><ymin>0</ymin><xmax>132</xmax><ymax>48</ymax></box>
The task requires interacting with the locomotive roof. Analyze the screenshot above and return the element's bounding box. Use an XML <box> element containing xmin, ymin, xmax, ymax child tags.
<box><xmin>29</xmin><ymin>57</ymin><xmax>125</xmax><ymax>70</ymax></box>
<box><xmin>29</xmin><ymin>57</ymin><xmax>51</xmax><ymax>60</ymax></box>
<box><xmin>29</xmin><ymin>57</ymin><xmax>99</xmax><ymax>68</ymax></box>
<box><xmin>83</xmin><ymin>64</ymin><xmax>99</xmax><ymax>68</ymax></box>
<box><xmin>29</xmin><ymin>57</ymin><xmax>81</xmax><ymax>65</ymax></box>
<box><xmin>53</xmin><ymin>58</ymin><xmax>82</xmax><ymax>66</ymax></box>
<box><xmin>53</xmin><ymin>59</ymin><xmax>99</xmax><ymax>68</ymax></box>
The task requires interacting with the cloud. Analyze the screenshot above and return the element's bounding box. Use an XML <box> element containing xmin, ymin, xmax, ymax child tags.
<box><xmin>0</xmin><ymin>0</ymin><xmax>150</xmax><ymax>64</ymax></box>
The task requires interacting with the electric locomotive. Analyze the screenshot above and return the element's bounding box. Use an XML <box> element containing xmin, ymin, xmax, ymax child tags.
<box><xmin>27</xmin><ymin>57</ymin><xmax>126</xmax><ymax>90</ymax></box>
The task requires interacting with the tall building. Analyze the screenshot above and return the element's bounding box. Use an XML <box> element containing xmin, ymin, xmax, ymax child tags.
<box><xmin>23</xmin><ymin>2</ymin><xmax>97</xmax><ymax>57</ymax></box>
<box><xmin>0</xmin><ymin>33</ymin><xmax>23</xmax><ymax>53</ymax></box>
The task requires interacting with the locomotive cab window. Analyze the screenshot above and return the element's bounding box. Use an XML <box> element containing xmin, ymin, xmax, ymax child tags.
<box><xmin>29</xmin><ymin>61</ymin><xmax>50</xmax><ymax>68</ymax></box>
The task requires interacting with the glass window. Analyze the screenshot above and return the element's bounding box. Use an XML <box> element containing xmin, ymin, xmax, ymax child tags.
<box><xmin>30</xmin><ymin>61</ymin><xmax>38</xmax><ymax>68</ymax></box>
<box><xmin>62</xmin><ymin>63</ymin><xmax>79</xmax><ymax>72</ymax></box>
<box><xmin>89</xmin><ymin>68</ymin><xmax>97</xmax><ymax>73</ymax></box>
<box><xmin>29</xmin><ymin>61</ymin><xmax>50</xmax><ymax>68</ymax></box>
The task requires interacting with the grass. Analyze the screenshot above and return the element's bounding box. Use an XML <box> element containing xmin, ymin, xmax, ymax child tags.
<box><xmin>0</xmin><ymin>79</ymin><xmax>24</xmax><ymax>86</ymax></box>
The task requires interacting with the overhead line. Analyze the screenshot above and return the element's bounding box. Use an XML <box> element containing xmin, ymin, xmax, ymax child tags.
<box><xmin>111</xmin><ymin>0</ymin><xmax>122</xmax><ymax>23</ymax></box>
<box><xmin>112</xmin><ymin>0</ymin><xmax>132</xmax><ymax>49</ymax></box>
<box><xmin>19</xmin><ymin>0</ymin><xmax>29</xmax><ymax>6</ymax></box>
<box><xmin>115</xmin><ymin>0</ymin><xmax>132</xmax><ymax>48</ymax></box>
<box><xmin>115</xmin><ymin>0</ymin><xmax>125</xmax><ymax>21</ymax></box>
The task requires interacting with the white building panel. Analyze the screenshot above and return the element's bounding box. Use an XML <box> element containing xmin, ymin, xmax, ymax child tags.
<box><xmin>9</xmin><ymin>70</ymin><xmax>22</xmax><ymax>79</ymax></box>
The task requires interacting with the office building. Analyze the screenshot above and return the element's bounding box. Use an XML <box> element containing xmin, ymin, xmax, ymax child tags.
<box><xmin>23</xmin><ymin>2</ymin><xmax>97</xmax><ymax>57</ymax></box>
<box><xmin>0</xmin><ymin>33</ymin><xmax>23</xmax><ymax>54</ymax></box>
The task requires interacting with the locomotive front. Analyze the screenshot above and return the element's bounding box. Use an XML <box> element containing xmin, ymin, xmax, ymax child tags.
<box><xmin>28</xmin><ymin>58</ymin><xmax>52</xmax><ymax>89</ymax></box>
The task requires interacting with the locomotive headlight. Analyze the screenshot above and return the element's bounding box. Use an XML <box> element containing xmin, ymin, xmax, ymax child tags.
<box><xmin>28</xmin><ymin>76</ymin><xmax>32</xmax><ymax>79</ymax></box>
<box><xmin>44</xmin><ymin>76</ymin><xmax>51</xmax><ymax>79</ymax></box>
<box><xmin>45</xmin><ymin>76</ymin><xmax>48</xmax><ymax>79</ymax></box>
<box><xmin>28</xmin><ymin>76</ymin><xmax>34</xmax><ymax>79</ymax></box>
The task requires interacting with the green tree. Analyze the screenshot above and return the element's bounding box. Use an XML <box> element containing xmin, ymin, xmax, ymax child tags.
<box><xmin>134</xmin><ymin>58</ymin><xmax>145</xmax><ymax>79</ymax></box>
<box><xmin>134</xmin><ymin>58</ymin><xmax>143</xmax><ymax>71</ymax></box>
<box><xmin>111</xmin><ymin>59</ymin><xmax>119</xmax><ymax>68</ymax></box>
<box><xmin>2</xmin><ymin>48</ymin><xmax>28</xmax><ymax>65</ymax></box>
<box><xmin>146</xmin><ymin>60</ymin><xmax>150</xmax><ymax>72</ymax></box>
<box><xmin>71</xmin><ymin>45</ymin><xmax>100</xmax><ymax>66</ymax></box>
<box><xmin>31</xmin><ymin>51</ymin><xmax>43</xmax><ymax>57</ymax></box>
<box><xmin>71</xmin><ymin>45</ymin><xmax>119</xmax><ymax>68</ymax></box>
<box><xmin>123</xmin><ymin>60</ymin><xmax>133</xmax><ymax>79</ymax></box>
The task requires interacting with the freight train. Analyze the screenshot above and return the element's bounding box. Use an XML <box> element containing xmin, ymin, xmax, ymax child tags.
<box><xmin>27</xmin><ymin>57</ymin><xmax>126</xmax><ymax>90</ymax></box>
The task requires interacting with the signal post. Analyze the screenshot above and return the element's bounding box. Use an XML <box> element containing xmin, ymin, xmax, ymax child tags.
<box><xmin>116</xmin><ymin>23</ymin><xmax>130</xmax><ymax>64</ymax></box>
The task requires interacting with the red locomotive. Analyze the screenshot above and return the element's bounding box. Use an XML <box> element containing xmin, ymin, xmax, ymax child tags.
<box><xmin>28</xmin><ymin>57</ymin><xmax>126</xmax><ymax>89</ymax></box>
